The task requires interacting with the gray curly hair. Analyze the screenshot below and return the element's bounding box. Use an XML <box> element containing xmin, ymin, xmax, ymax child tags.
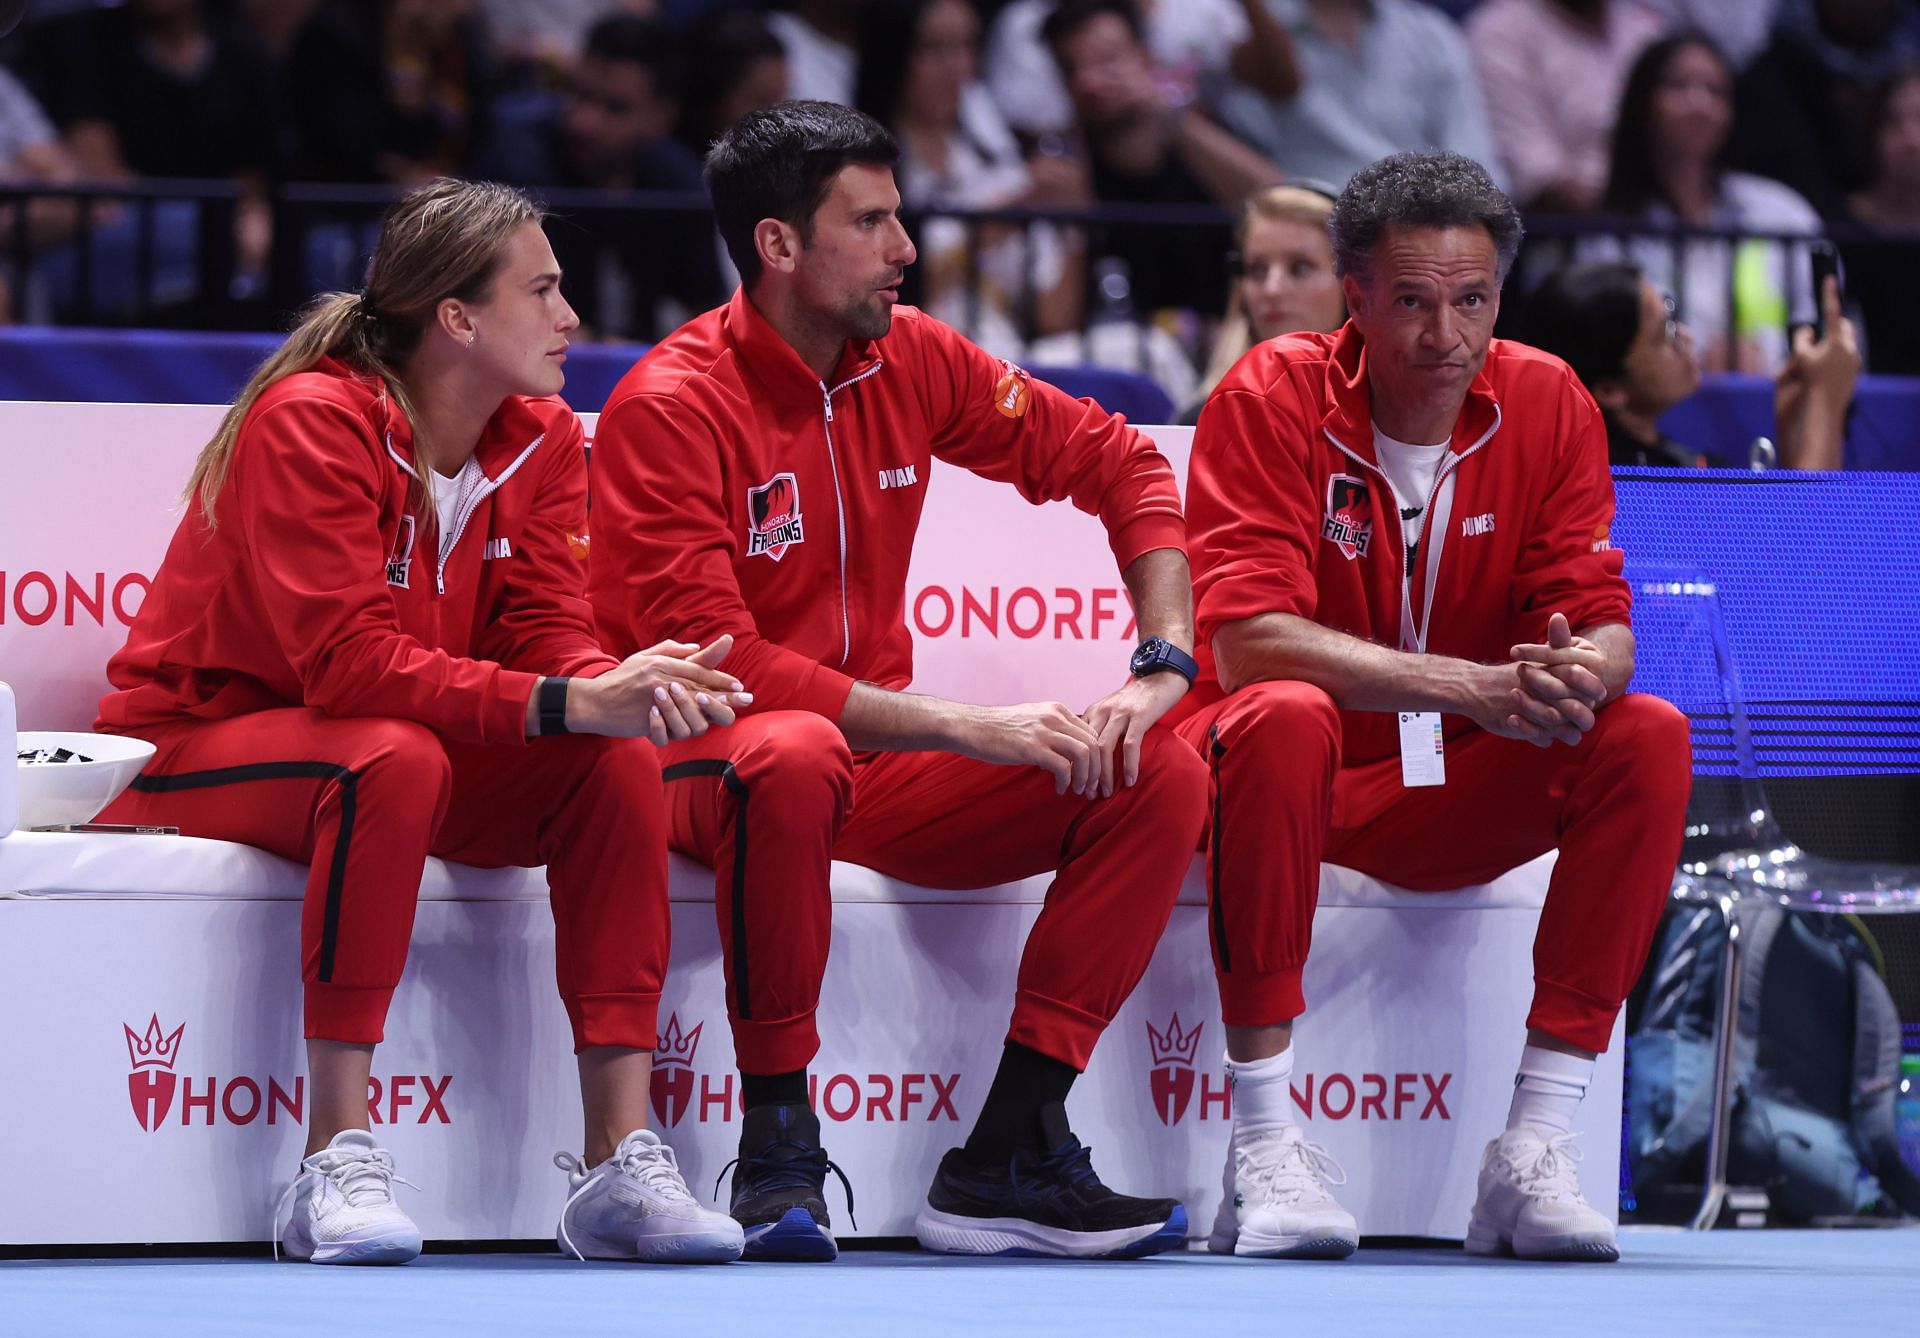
<box><xmin>1329</xmin><ymin>151</ymin><xmax>1523</xmax><ymax>284</ymax></box>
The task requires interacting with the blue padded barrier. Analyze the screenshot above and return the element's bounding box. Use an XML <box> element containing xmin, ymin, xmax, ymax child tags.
<box><xmin>0</xmin><ymin>328</ymin><xmax>1175</xmax><ymax>422</ymax></box>
<box><xmin>1615</xmin><ymin>469</ymin><xmax>1920</xmax><ymax>776</ymax></box>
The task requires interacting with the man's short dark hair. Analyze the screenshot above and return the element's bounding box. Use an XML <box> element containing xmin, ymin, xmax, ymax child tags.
<box><xmin>1329</xmin><ymin>151</ymin><xmax>1524</xmax><ymax>284</ymax></box>
<box><xmin>583</xmin><ymin>14</ymin><xmax>683</xmax><ymax>101</ymax></box>
<box><xmin>704</xmin><ymin>100</ymin><xmax>900</xmax><ymax>288</ymax></box>
<box><xmin>1522</xmin><ymin>261</ymin><xmax>1645</xmax><ymax>390</ymax></box>
<box><xmin>1041</xmin><ymin>0</ymin><xmax>1144</xmax><ymax>59</ymax></box>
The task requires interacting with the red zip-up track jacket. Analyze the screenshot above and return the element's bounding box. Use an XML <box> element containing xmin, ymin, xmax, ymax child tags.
<box><xmin>589</xmin><ymin>289</ymin><xmax>1187</xmax><ymax>715</ymax></box>
<box><xmin>1183</xmin><ymin>324</ymin><xmax>1631</xmax><ymax>765</ymax></box>
<box><xmin>99</xmin><ymin>359</ymin><xmax>617</xmax><ymax>740</ymax></box>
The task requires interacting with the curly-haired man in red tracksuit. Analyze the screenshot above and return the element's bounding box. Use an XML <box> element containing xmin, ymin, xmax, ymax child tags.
<box><xmin>1170</xmin><ymin>152</ymin><xmax>1691</xmax><ymax>1264</ymax></box>
<box><xmin>589</xmin><ymin>101</ymin><xmax>1209</xmax><ymax>1261</ymax></box>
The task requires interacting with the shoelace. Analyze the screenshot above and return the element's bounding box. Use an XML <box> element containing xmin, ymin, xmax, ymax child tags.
<box><xmin>1236</xmin><ymin>1134</ymin><xmax>1348</xmax><ymax>1207</ymax></box>
<box><xmin>713</xmin><ymin>1142</ymin><xmax>858</xmax><ymax>1230</ymax></box>
<box><xmin>553</xmin><ymin>1136</ymin><xmax>700</xmax><ymax>1263</ymax></box>
<box><xmin>270</xmin><ymin>1141</ymin><xmax>418</xmax><ymax>1262</ymax></box>
<box><xmin>1511</xmin><ymin>1131</ymin><xmax>1587</xmax><ymax>1204</ymax></box>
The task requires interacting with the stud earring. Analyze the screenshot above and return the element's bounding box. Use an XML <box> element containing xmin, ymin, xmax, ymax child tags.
<box><xmin>466</xmin><ymin>330</ymin><xmax>477</xmax><ymax>346</ymax></box>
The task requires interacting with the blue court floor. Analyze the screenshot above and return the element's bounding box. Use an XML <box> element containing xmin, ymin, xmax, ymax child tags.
<box><xmin>5</xmin><ymin>1229</ymin><xmax>1916</xmax><ymax>1338</ymax></box>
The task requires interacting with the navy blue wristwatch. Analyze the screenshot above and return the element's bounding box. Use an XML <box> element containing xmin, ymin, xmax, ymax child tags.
<box><xmin>1129</xmin><ymin>637</ymin><xmax>1198</xmax><ymax>686</ymax></box>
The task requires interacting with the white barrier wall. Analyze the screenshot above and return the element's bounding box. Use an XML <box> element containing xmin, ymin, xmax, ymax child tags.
<box><xmin>0</xmin><ymin>400</ymin><xmax>1623</xmax><ymax>1245</ymax></box>
<box><xmin>0</xmin><ymin>854</ymin><xmax>1611</xmax><ymax>1245</ymax></box>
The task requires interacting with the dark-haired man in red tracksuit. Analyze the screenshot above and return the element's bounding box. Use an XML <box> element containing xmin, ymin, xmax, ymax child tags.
<box><xmin>1172</xmin><ymin>150</ymin><xmax>1691</xmax><ymax>1266</ymax></box>
<box><xmin>590</xmin><ymin>100</ymin><xmax>1208</xmax><ymax>1262</ymax></box>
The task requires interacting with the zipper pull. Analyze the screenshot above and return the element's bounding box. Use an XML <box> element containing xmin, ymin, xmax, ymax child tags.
<box><xmin>821</xmin><ymin>384</ymin><xmax>834</xmax><ymax>423</ymax></box>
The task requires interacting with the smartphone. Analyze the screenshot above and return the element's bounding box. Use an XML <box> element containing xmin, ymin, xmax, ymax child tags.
<box><xmin>1809</xmin><ymin>240</ymin><xmax>1841</xmax><ymax>342</ymax></box>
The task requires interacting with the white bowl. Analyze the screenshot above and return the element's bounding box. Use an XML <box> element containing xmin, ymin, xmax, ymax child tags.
<box><xmin>15</xmin><ymin>731</ymin><xmax>157</xmax><ymax>829</ymax></box>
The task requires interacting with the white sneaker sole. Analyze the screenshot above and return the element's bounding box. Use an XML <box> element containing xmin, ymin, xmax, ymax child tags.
<box><xmin>1209</xmin><ymin>1224</ymin><xmax>1358</xmax><ymax>1260</ymax></box>
<box><xmin>283</xmin><ymin>1223</ymin><xmax>423</xmax><ymax>1265</ymax></box>
<box><xmin>915</xmin><ymin>1206</ymin><xmax>1185</xmax><ymax>1259</ymax></box>
<box><xmin>559</xmin><ymin>1216</ymin><xmax>745</xmax><ymax>1264</ymax></box>
<box><xmin>1465</xmin><ymin>1215</ymin><xmax>1618</xmax><ymax>1262</ymax></box>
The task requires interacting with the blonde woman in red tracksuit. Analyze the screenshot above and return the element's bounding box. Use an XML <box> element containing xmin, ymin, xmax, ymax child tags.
<box><xmin>590</xmin><ymin>103</ymin><xmax>1210</xmax><ymax>1263</ymax></box>
<box><xmin>95</xmin><ymin>179</ymin><xmax>746</xmax><ymax>1266</ymax></box>
<box><xmin>1173</xmin><ymin>152</ymin><xmax>1691</xmax><ymax>1265</ymax></box>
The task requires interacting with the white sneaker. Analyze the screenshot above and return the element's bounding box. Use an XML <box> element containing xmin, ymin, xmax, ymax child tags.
<box><xmin>556</xmin><ymin>1128</ymin><xmax>745</xmax><ymax>1263</ymax></box>
<box><xmin>1465</xmin><ymin>1128</ymin><xmax>1619</xmax><ymax>1262</ymax></box>
<box><xmin>274</xmin><ymin>1129</ymin><xmax>423</xmax><ymax>1264</ymax></box>
<box><xmin>1208</xmin><ymin>1123</ymin><xmax>1358</xmax><ymax>1259</ymax></box>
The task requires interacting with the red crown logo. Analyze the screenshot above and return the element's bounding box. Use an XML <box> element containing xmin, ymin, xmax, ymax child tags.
<box><xmin>653</xmin><ymin>1013</ymin><xmax>702</xmax><ymax>1069</ymax></box>
<box><xmin>1145</xmin><ymin>1013</ymin><xmax>1203</xmax><ymax>1069</ymax></box>
<box><xmin>124</xmin><ymin>1015</ymin><xmax>185</xmax><ymax>1072</ymax></box>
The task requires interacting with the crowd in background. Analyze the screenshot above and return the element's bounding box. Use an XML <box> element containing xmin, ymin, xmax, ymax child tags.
<box><xmin>1</xmin><ymin>0</ymin><xmax>1917</xmax><ymax>431</ymax></box>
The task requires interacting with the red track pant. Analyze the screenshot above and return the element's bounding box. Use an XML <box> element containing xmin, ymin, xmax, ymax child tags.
<box><xmin>660</xmin><ymin>710</ymin><xmax>1209</xmax><ymax>1075</ymax></box>
<box><xmin>1172</xmin><ymin>683</ymin><xmax>1691</xmax><ymax>1053</ymax></box>
<box><xmin>99</xmin><ymin>708</ymin><xmax>671</xmax><ymax>1052</ymax></box>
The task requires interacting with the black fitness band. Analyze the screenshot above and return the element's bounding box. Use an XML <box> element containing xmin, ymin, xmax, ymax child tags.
<box><xmin>538</xmin><ymin>676</ymin><xmax>572</xmax><ymax>735</ymax></box>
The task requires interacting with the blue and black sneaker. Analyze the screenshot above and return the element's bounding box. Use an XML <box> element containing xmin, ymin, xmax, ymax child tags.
<box><xmin>914</xmin><ymin>1103</ymin><xmax>1188</xmax><ymax>1258</ymax></box>
<box><xmin>716</xmin><ymin>1103</ymin><xmax>853</xmax><ymax>1262</ymax></box>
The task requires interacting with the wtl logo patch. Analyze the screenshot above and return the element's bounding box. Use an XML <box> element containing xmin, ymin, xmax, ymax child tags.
<box><xmin>745</xmin><ymin>472</ymin><xmax>805</xmax><ymax>561</ymax></box>
<box><xmin>1323</xmin><ymin>474</ymin><xmax>1373</xmax><ymax>560</ymax></box>
<box><xmin>993</xmin><ymin>360</ymin><xmax>1032</xmax><ymax>419</ymax></box>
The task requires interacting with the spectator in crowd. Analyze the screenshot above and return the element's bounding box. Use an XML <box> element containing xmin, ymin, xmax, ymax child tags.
<box><xmin>1043</xmin><ymin>0</ymin><xmax>1281</xmax><ymax>321</ymax></box>
<box><xmin>1638</xmin><ymin>0</ymin><xmax>1776</xmax><ymax>71</ymax></box>
<box><xmin>0</xmin><ymin>65</ymin><xmax>84</xmax><ymax>265</ymax></box>
<box><xmin>677</xmin><ymin>8</ymin><xmax>789</xmax><ymax>153</ymax></box>
<box><xmin>12</xmin><ymin>0</ymin><xmax>279</xmax><ymax>309</ymax></box>
<box><xmin>282</xmin><ymin>0</ymin><xmax>499</xmax><ymax>184</ymax></box>
<box><xmin>1733</xmin><ymin>0</ymin><xmax>1918</xmax><ymax>219</ymax></box>
<box><xmin>1467</xmin><ymin>0</ymin><xmax>1669</xmax><ymax>213</ymax></box>
<box><xmin>1210</xmin><ymin>0</ymin><xmax>1501</xmax><ymax>190</ymax></box>
<box><xmin>984</xmin><ymin>0</ymin><xmax>1302</xmax><ymax>143</ymax></box>
<box><xmin>478</xmin><ymin>15</ymin><xmax>722</xmax><ymax>341</ymax></box>
<box><xmin>1184</xmin><ymin>184</ymin><xmax>1343</xmax><ymax>420</ymax></box>
<box><xmin>855</xmin><ymin>0</ymin><xmax>1087</xmax><ymax>350</ymax></box>
<box><xmin>1590</xmin><ymin>33</ymin><xmax>1823</xmax><ymax>372</ymax></box>
<box><xmin>1525</xmin><ymin>259</ymin><xmax>1859</xmax><ymax>469</ymax></box>
<box><xmin>766</xmin><ymin>0</ymin><xmax>862</xmax><ymax>104</ymax></box>
<box><xmin>1845</xmin><ymin>64</ymin><xmax>1920</xmax><ymax>372</ymax></box>
<box><xmin>477</xmin><ymin>0</ymin><xmax>651</xmax><ymax>79</ymax></box>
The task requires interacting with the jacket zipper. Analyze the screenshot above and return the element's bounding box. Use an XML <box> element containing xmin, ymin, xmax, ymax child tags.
<box><xmin>386</xmin><ymin>431</ymin><xmax>545</xmax><ymax>595</ymax></box>
<box><xmin>818</xmin><ymin>364</ymin><xmax>884</xmax><ymax>668</ymax></box>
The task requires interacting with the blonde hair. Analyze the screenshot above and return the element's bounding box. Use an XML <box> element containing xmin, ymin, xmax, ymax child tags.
<box><xmin>1190</xmin><ymin>187</ymin><xmax>1339</xmax><ymax>413</ymax></box>
<box><xmin>185</xmin><ymin>178</ymin><xmax>544</xmax><ymax>524</ymax></box>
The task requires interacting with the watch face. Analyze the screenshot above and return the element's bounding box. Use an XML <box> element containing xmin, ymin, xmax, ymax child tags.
<box><xmin>1131</xmin><ymin>641</ymin><xmax>1158</xmax><ymax>673</ymax></box>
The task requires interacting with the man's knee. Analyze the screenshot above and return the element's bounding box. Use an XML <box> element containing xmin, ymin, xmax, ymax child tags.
<box><xmin>1217</xmin><ymin>680</ymin><xmax>1341</xmax><ymax>755</ymax></box>
<box><xmin>1594</xmin><ymin>693</ymin><xmax>1692</xmax><ymax>804</ymax></box>
<box><xmin>731</xmin><ymin>711</ymin><xmax>855</xmax><ymax>818</ymax></box>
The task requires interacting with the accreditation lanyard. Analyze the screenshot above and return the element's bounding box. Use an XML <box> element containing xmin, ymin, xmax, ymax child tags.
<box><xmin>1396</xmin><ymin>462</ymin><xmax>1458</xmax><ymax>657</ymax></box>
<box><xmin>1395</xmin><ymin>457</ymin><xmax>1458</xmax><ymax>789</ymax></box>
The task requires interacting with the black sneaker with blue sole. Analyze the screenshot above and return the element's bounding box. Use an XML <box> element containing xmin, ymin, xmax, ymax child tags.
<box><xmin>914</xmin><ymin>1104</ymin><xmax>1188</xmax><ymax>1258</ymax></box>
<box><xmin>718</xmin><ymin>1103</ymin><xmax>853</xmax><ymax>1262</ymax></box>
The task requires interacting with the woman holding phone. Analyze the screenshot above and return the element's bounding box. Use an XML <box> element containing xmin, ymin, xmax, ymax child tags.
<box><xmin>96</xmin><ymin>178</ymin><xmax>746</xmax><ymax>1265</ymax></box>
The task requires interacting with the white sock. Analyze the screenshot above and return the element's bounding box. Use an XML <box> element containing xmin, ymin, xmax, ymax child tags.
<box><xmin>1505</xmin><ymin>1043</ymin><xmax>1595</xmax><ymax>1136</ymax></box>
<box><xmin>1227</xmin><ymin>1046</ymin><xmax>1297</xmax><ymax>1139</ymax></box>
